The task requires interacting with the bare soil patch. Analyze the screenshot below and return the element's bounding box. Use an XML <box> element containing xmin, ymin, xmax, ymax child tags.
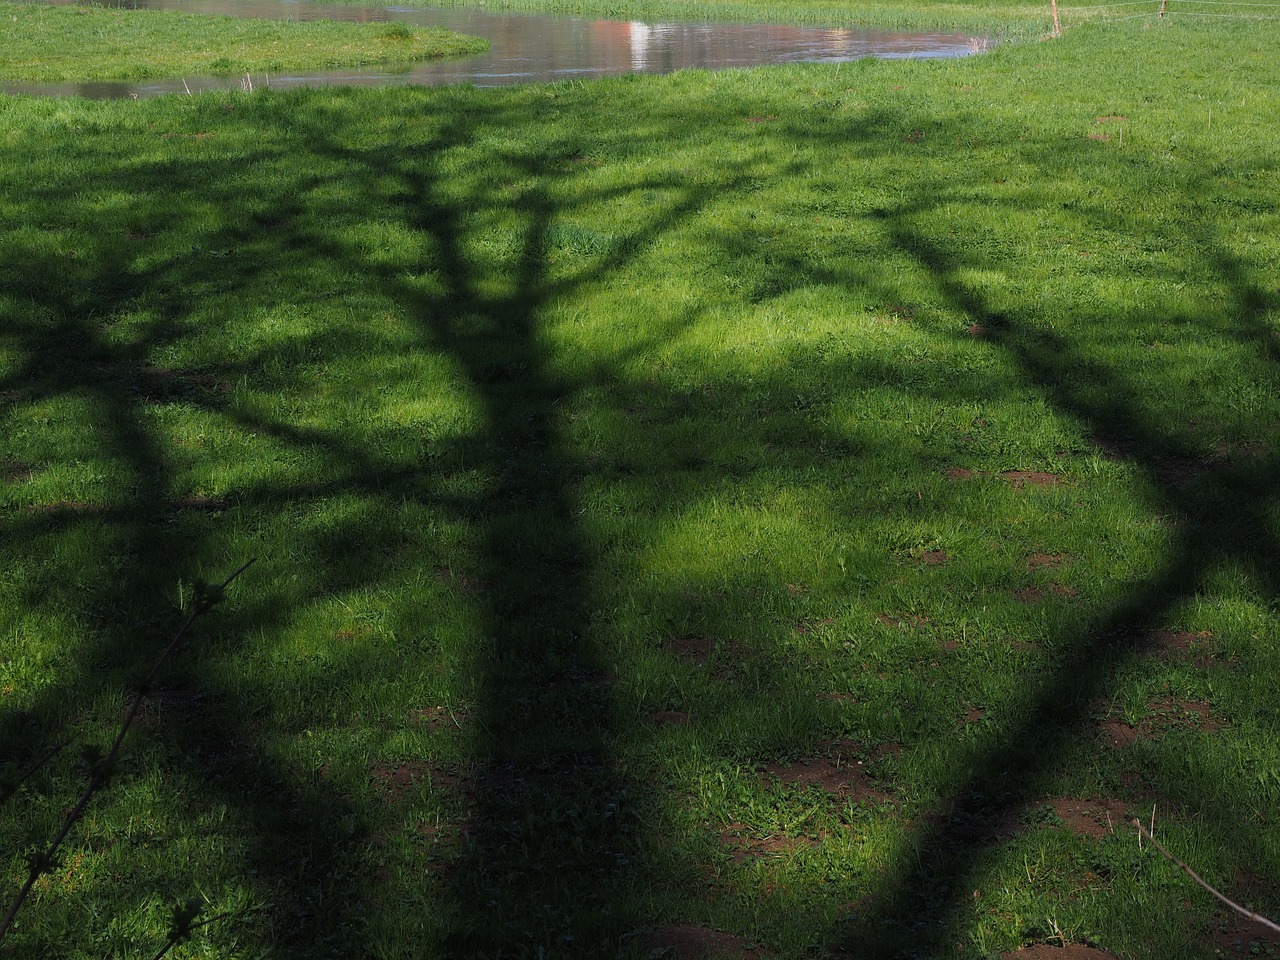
<box><xmin>545</xmin><ymin>667</ymin><xmax>619</xmax><ymax>690</ymax></box>
<box><xmin>649</xmin><ymin>709</ymin><xmax>691</xmax><ymax>726</ymax></box>
<box><xmin>1206</xmin><ymin>914</ymin><xmax>1280</xmax><ymax>958</ymax></box>
<box><xmin>144</xmin><ymin>687</ymin><xmax>206</xmax><ymax>705</ymax></box>
<box><xmin>414</xmin><ymin>819</ymin><xmax>473</xmax><ymax>860</ymax></box>
<box><xmin>944</xmin><ymin>468</ymin><xmax>1061</xmax><ymax>488</ymax></box>
<box><xmin>919</xmin><ymin>549</ymin><xmax>949</xmax><ymax>566</ymax></box>
<box><xmin>823</xmin><ymin>692</ymin><xmax>858</xmax><ymax>703</ymax></box>
<box><xmin>1153</xmin><ymin>456</ymin><xmax>1213</xmax><ymax>486</ymax></box>
<box><xmin>1108</xmin><ymin>628</ymin><xmax>1215</xmax><ymax>664</ymax></box>
<box><xmin>718</xmin><ymin>823</ymin><xmax>820</xmax><ymax>864</ymax></box>
<box><xmin>411</xmin><ymin>705</ymin><xmax>469</xmax><ymax>729</ymax></box>
<box><xmin>877</xmin><ymin>612</ymin><xmax>929</xmax><ymax>629</ymax></box>
<box><xmin>23</xmin><ymin>496</ymin><xmax>230</xmax><ymax>515</ymax></box>
<box><xmin>795</xmin><ymin>616</ymin><xmax>835</xmax><ymax>636</ymax></box>
<box><xmin>370</xmin><ymin>761</ymin><xmax>463</xmax><ymax>800</ymax></box>
<box><xmin>666</xmin><ymin>634</ymin><xmax>719</xmax><ymax>664</ymax></box>
<box><xmin>665</xmin><ymin>634</ymin><xmax>745</xmax><ymax>669</ymax></box>
<box><xmin>169</xmin><ymin>495</ymin><xmax>231</xmax><ymax>512</ymax></box>
<box><xmin>140</xmin><ymin>366</ymin><xmax>234</xmax><ymax>395</ymax></box>
<box><xmin>1</xmin><ymin>459</ymin><xmax>31</xmax><ymax>482</ymax></box>
<box><xmin>1088</xmin><ymin>433</ymin><xmax>1220</xmax><ymax>486</ymax></box>
<box><xmin>959</xmin><ymin>706</ymin><xmax>986</xmax><ymax>727</ymax></box>
<box><xmin>476</xmin><ymin>755</ymin><xmax>617</xmax><ymax>801</ymax></box>
<box><xmin>1096</xmin><ymin>697</ymin><xmax>1222</xmax><ymax>748</ymax></box>
<box><xmin>1097</xmin><ymin>720</ymin><xmax>1142</xmax><ymax>749</ymax></box>
<box><xmin>643</xmin><ymin>925</ymin><xmax>772</xmax><ymax>959</ymax></box>
<box><xmin>25</xmin><ymin>500</ymin><xmax>107</xmax><ymax>516</ymax></box>
<box><xmin>1088</xmin><ymin>432</ymin><xmax>1136</xmax><ymax>460</ymax></box>
<box><xmin>1026</xmin><ymin>552</ymin><xmax>1064</xmax><ymax>571</ymax></box>
<box><xmin>1042</xmin><ymin>798</ymin><xmax>1130</xmax><ymax>840</ymax></box>
<box><xmin>137</xmin><ymin>687</ymin><xmax>207</xmax><ymax>727</ymax></box>
<box><xmin>416</xmin><ymin>820</ymin><xmax>464</xmax><ymax>842</ymax></box>
<box><xmin>1216</xmin><ymin>440</ymin><xmax>1268</xmax><ymax>462</ymax></box>
<box><xmin>759</xmin><ymin>740</ymin><xmax>893</xmax><ymax>803</ymax></box>
<box><xmin>1015</xmin><ymin>584</ymin><xmax>1077</xmax><ymax>602</ymax></box>
<box><xmin>434</xmin><ymin>566</ymin><xmax>487</xmax><ymax>595</ymax></box>
<box><xmin>1002</xmin><ymin>470</ymin><xmax>1061</xmax><ymax>489</ymax></box>
<box><xmin>1145</xmin><ymin>696</ymin><xmax>1223</xmax><ymax>733</ymax></box>
<box><xmin>1000</xmin><ymin>945</ymin><xmax>1119</xmax><ymax>960</ymax></box>
<box><xmin>914</xmin><ymin>793</ymin><xmax>1023</xmax><ymax>841</ymax></box>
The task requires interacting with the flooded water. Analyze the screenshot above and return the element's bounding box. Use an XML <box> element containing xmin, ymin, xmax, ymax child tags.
<box><xmin>3</xmin><ymin>0</ymin><xmax>986</xmax><ymax>99</ymax></box>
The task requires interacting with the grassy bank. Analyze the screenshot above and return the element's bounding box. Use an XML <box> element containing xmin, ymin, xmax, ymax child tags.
<box><xmin>0</xmin><ymin>2</ymin><xmax>488</xmax><ymax>83</ymax></box>
<box><xmin>414</xmin><ymin>0</ymin><xmax>1052</xmax><ymax>34</ymax></box>
<box><xmin>2</xmin><ymin>14</ymin><xmax>1279</xmax><ymax>960</ymax></box>
<box><xmin>240</xmin><ymin>0</ymin><xmax>1057</xmax><ymax>37</ymax></box>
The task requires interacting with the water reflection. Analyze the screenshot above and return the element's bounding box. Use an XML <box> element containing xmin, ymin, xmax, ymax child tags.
<box><xmin>3</xmin><ymin>1</ymin><xmax>986</xmax><ymax>99</ymax></box>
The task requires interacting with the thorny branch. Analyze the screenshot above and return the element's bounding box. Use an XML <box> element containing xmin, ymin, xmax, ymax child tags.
<box><xmin>151</xmin><ymin>901</ymin><xmax>267</xmax><ymax>960</ymax></box>
<box><xmin>1134</xmin><ymin>817</ymin><xmax>1280</xmax><ymax>938</ymax></box>
<box><xmin>0</xmin><ymin>558</ymin><xmax>257</xmax><ymax>944</ymax></box>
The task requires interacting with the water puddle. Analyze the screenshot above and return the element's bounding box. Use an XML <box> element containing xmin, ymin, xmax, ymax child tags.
<box><xmin>3</xmin><ymin>0</ymin><xmax>988</xmax><ymax>98</ymax></box>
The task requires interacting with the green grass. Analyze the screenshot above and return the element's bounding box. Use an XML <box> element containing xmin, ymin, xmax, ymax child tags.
<box><xmin>366</xmin><ymin>0</ymin><xmax>1052</xmax><ymax>36</ymax></box>
<box><xmin>0</xmin><ymin>2</ymin><xmax>488</xmax><ymax>83</ymax></box>
<box><xmin>2</xmin><ymin>12</ymin><xmax>1280</xmax><ymax>960</ymax></box>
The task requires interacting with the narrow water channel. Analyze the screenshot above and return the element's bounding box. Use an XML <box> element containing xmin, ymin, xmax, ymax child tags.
<box><xmin>4</xmin><ymin>1</ymin><xmax>986</xmax><ymax>99</ymax></box>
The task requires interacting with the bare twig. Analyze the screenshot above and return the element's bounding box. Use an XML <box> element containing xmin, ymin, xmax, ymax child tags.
<box><xmin>0</xmin><ymin>736</ymin><xmax>74</xmax><ymax>805</ymax></box>
<box><xmin>1133</xmin><ymin>818</ymin><xmax>1280</xmax><ymax>937</ymax></box>
<box><xmin>0</xmin><ymin>559</ymin><xmax>256</xmax><ymax>944</ymax></box>
<box><xmin>151</xmin><ymin>902</ymin><xmax>265</xmax><ymax>960</ymax></box>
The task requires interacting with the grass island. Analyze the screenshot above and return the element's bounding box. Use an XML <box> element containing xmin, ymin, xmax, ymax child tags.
<box><xmin>0</xmin><ymin>2</ymin><xmax>488</xmax><ymax>83</ymax></box>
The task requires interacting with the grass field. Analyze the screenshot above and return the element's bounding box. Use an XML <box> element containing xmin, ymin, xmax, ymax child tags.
<box><xmin>0</xmin><ymin>3</ymin><xmax>487</xmax><ymax>83</ymax></box>
<box><xmin>336</xmin><ymin>0</ymin><xmax>1053</xmax><ymax>34</ymax></box>
<box><xmin>2</xmin><ymin>7</ymin><xmax>1279</xmax><ymax>960</ymax></box>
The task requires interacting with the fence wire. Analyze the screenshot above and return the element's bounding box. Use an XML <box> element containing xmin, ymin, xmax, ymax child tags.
<box><xmin>1165</xmin><ymin>9</ymin><xmax>1280</xmax><ymax>15</ymax></box>
<box><xmin>1061</xmin><ymin>0</ymin><xmax>1280</xmax><ymax>20</ymax></box>
<box><xmin>1166</xmin><ymin>0</ymin><xmax>1280</xmax><ymax>7</ymax></box>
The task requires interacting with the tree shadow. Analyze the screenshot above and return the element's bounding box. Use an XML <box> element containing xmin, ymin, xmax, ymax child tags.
<box><xmin>0</xmin><ymin>82</ymin><xmax>827</xmax><ymax>956</ymax></box>
<box><xmin>1</xmin><ymin>58</ymin><xmax>1277</xmax><ymax>960</ymax></box>
<box><xmin>816</xmin><ymin>143</ymin><xmax>1280</xmax><ymax>956</ymax></box>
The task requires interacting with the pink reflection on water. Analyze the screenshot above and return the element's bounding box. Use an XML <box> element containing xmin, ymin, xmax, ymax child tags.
<box><xmin>3</xmin><ymin>1</ymin><xmax>988</xmax><ymax>99</ymax></box>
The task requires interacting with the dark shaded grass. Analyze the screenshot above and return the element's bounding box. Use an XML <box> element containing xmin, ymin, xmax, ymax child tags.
<box><xmin>830</xmin><ymin>195</ymin><xmax>1280</xmax><ymax>957</ymax></box>
<box><xmin>1</xmin><ymin>83</ymin><xmax>753</xmax><ymax>957</ymax></box>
